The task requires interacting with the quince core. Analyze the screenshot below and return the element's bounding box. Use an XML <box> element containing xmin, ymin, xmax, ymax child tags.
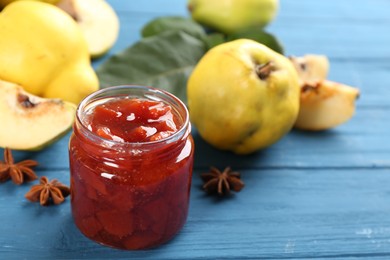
<box><xmin>0</xmin><ymin>80</ymin><xmax>76</xmax><ymax>151</ymax></box>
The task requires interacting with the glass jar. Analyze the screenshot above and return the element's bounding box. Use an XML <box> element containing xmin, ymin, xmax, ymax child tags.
<box><xmin>68</xmin><ymin>85</ymin><xmax>194</xmax><ymax>250</ymax></box>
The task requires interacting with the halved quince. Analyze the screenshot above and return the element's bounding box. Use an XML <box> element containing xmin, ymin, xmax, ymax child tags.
<box><xmin>290</xmin><ymin>54</ymin><xmax>359</xmax><ymax>131</ymax></box>
<box><xmin>289</xmin><ymin>54</ymin><xmax>329</xmax><ymax>86</ymax></box>
<box><xmin>57</xmin><ymin>0</ymin><xmax>120</xmax><ymax>58</ymax></box>
<box><xmin>0</xmin><ymin>80</ymin><xmax>76</xmax><ymax>150</ymax></box>
<box><xmin>294</xmin><ymin>80</ymin><xmax>359</xmax><ymax>131</ymax></box>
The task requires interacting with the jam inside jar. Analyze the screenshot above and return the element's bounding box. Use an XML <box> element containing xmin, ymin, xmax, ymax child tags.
<box><xmin>69</xmin><ymin>86</ymin><xmax>194</xmax><ymax>250</ymax></box>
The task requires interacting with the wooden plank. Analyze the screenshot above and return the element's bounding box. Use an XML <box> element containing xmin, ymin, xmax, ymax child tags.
<box><xmin>107</xmin><ymin>0</ymin><xmax>390</xmax><ymax>22</ymax></box>
<box><xmin>326</xmin><ymin>60</ymin><xmax>390</xmax><ymax>107</ymax></box>
<box><xmin>7</xmin><ymin>106</ymin><xmax>388</xmax><ymax>170</ymax></box>
<box><xmin>100</xmin><ymin>0</ymin><xmax>390</xmax><ymax>60</ymax></box>
<box><xmin>1</xmin><ymin>0</ymin><xmax>388</xmax><ymax>258</ymax></box>
<box><xmin>101</xmin><ymin>15</ymin><xmax>390</xmax><ymax>62</ymax></box>
<box><xmin>270</xmin><ymin>1</ymin><xmax>390</xmax><ymax>59</ymax></box>
<box><xmin>1</xmin><ymin>168</ymin><xmax>389</xmax><ymax>259</ymax></box>
<box><xmin>192</xmin><ymin>108</ymin><xmax>390</xmax><ymax>169</ymax></box>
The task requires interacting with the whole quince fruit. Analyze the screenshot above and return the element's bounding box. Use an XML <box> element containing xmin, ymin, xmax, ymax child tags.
<box><xmin>188</xmin><ymin>0</ymin><xmax>278</xmax><ymax>34</ymax></box>
<box><xmin>0</xmin><ymin>0</ymin><xmax>59</xmax><ymax>8</ymax></box>
<box><xmin>0</xmin><ymin>0</ymin><xmax>99</xmax><ymax>104</ymax></box>
<box><xmin>187</xmin><ymin>39</ymin><xmax>300</xmax><ymax>154</ymax></box>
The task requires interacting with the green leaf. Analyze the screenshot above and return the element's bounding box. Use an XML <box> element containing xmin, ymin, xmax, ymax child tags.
<box><xmin>227</xmin><ymin>28</ymin><xmax>284</xmax><ymax>54</ymax></box>
<box><xmin>205</xmin><ymin>33</ymin><xmax>226</xmax><ymax>50</ymax></box>
<box><xmin>141</xmin><ymin>16</ymin><xmax>207</xmax><ymax>42</ymax></box>
<box><xmin>96</xmin><ymin>31</ymin><xmax>207</xmax><ymax>104</ymax></box>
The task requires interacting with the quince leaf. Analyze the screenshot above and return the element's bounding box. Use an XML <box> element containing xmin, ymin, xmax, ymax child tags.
<box><xmin>205</xmin><ymin>33</ymin><xmax>226</xmax><ymax>50</ymax></box>
<box><xmin>141</xmin><ymin>16</ymin><xmax>207</xmax><ymax>42</ymax></box>
<box><xmin>227</xmin><ymin>28</ymin><xmax>284</xmax><ymax>54</ymax></box>
<box><xmin>96</xmin><ymin>30</ymin><xmax>207</xmax><ymax>104</ymax></box>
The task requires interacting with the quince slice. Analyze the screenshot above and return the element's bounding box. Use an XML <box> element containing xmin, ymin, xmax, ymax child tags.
<box><xmin>294</xmin><ymin>80</ymin><xmax>359</xmax><ymax>131</ymax></box>
<box><xmin>0</xmin><ymin>80</ymin><xmax>76</xmax><ymax>151</ymax></box>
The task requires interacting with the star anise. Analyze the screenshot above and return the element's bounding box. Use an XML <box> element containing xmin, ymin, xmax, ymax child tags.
<box><xmin>201</xmin><ymin>167</ymin><xmax>245</xmax><ymax>196</ymax></box>
<box><xmin>25</xmin><ymin>176</ymin><xmax>70</xmax><ymax>206</ymax></box>
<box><xmin>0</xmin><ymin>148</ymin><xmax>38</xmax><ymax>185</ymax></box>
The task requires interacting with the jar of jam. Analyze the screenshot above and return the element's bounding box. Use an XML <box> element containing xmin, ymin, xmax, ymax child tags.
<box><xmin>68</xmin><ymin>85</ymin><xmax>194</xmax><ymax>250</ymax></box>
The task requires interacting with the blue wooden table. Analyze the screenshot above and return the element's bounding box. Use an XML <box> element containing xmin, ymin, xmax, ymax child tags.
<box><xmin>1</xmin><ymin>0</ymin><xmax>390</xmax><ymax>259</ymax></box>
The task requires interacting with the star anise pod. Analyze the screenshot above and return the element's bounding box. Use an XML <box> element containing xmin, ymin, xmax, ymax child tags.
<box><xmin>201</xmin><ymin>167</ymin><xmax>245</xmax><ymax>196</ymax></box>
<box><xmin>0</xmin><ymin>148</ymin><xmax>38</xmax><ymax>185</ymax></box>
<box><xmin>25</xmin><ymin>176</ymin><xmax>70</xmax><ymax>206</ymax></box>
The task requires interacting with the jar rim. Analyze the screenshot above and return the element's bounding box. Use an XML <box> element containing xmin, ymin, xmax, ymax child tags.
<box><xmin>75</xmin><ymin>85</ymin><xmax>190</xmax><ymax>147</ymax></box>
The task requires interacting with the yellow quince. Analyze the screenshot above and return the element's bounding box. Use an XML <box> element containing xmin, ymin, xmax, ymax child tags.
<box><xmin>188</xmin><ymin>0</ymin><xmax>278</xmax><ymax>34</ymax></box>
<box><xmin>0</xmin><ymin>0</ymin><xmax>60</xmax><ymax>8</ymax></box>
<box><xmin>0</xmin><ymin>0</ymin><xmax>98</xmax><ymax>104</ymax></box>
<box><xmin>187</xmin><ymin>39</ymin><xmax>300</xmax><ymax>154</ymax></box>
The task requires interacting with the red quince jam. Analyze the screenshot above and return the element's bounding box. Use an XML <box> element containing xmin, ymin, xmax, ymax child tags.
<box><xmin>89</xmin><ymin>99</ymin><xmax>179</xmax><ymax>143</ymax></box>
<box><xmin>69</xmin><ymin>97</ymin><xmax>194</xmax><ymax>250</ymax></box>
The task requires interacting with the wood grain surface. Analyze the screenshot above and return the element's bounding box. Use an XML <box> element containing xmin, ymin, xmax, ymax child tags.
<box><xmin>1</xmin><ymin>0</ymin><xmax>390</xmax><ymax>259</ymax></box>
